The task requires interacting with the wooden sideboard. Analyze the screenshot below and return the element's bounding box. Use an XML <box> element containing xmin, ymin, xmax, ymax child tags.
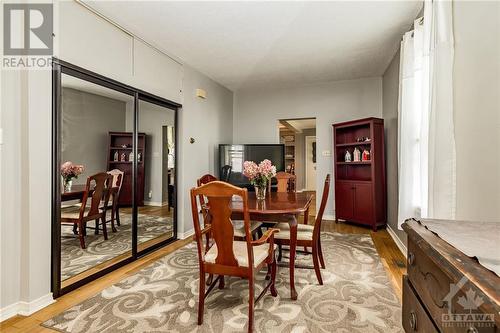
<box><xmin>402</xmin><ymin>219</ymin><xmax>499</xmax><ymax>333</ymax></box>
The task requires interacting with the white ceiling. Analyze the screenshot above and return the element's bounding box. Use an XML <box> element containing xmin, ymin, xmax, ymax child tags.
<box><xmin>84</xmin><ymin>1</ymin><xmax>422</xmax><ymax>91</ymax></box>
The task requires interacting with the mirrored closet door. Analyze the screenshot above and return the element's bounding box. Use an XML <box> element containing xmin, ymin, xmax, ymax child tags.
<box><xmin>53</xmin><ymin>60</ymin><xmax>179</xmax><ymax>296</ymax></box>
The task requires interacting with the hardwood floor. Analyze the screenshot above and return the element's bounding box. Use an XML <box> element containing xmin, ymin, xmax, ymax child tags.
<box><xmin>1</xmin><ymin>196</ymin><xmax>406</xmax><ymax>332</ymax></box>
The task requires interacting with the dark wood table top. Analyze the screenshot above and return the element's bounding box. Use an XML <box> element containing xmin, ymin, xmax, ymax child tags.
<box><xmin>229</xmin><ymin>192</ymin><xmax>313</xmax><ymax>216</ymax></box>
<box><xmin>61</xmin><ymin>184</ymin><xmax>93</xmax><ymax>201</ymax></box>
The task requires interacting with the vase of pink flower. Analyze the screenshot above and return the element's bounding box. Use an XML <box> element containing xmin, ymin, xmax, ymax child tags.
<box><xmin>60</xmin><ymin>161</ymin><xmax>84</xmax><ymax>192</ymax></box>
<box><xmin>243</xmin><ymin>159</ymin><xmax>277</xmax><ymax>200</ymax></box>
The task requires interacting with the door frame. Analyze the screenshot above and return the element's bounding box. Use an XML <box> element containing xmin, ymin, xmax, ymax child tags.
<box><xmin>305</xmin><ymin>135</ymin><xmax>317</xmax><ymax>191</ymax></box>
<box><xmin>51</xmin><ymin>58</ymin><xmax>181</xmax><ymax>297</ymax></box>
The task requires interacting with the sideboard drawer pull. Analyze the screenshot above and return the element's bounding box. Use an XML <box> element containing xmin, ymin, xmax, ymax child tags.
<box><xmin>409</xmin><ymin>311</ymin><xmax>417</xmax><ymax>330</ymax></box>
<box><xmin>408</xmin><ymin>252</ymin><xmax>415</xmax><ymax>266</ymax></box>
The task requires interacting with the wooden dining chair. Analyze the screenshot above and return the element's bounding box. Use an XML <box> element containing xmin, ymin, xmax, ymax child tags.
<box><xmin>197</xmin><ymin>174</ymin><xmax>263</xmax><ymax>240</ymax></box>
<box><xmin>107</xmin><ymin>169</ymin><xmax>124</xmax><ymax>227</ymax></box>
<box><xmin>273</xmin><ymin>174</ymin><xmax>330</xmax><ymax>285</ymax></box>
<box><xmin>190</xmin><ymin>181</ymin><xmax>278</xmax><ymax>332</ymax></box>
<box><xmin>220</xmin><ymin>164</ymin><xmax>232</xmax><ymax>182</ymax></box>
<box><xmin>270</xmin><ymin>171</ymin><xmax>296</xmax><ymax>193</ymax></box>
<box><xmin>97</xmin><ymin>171</ymin><xmax>123</xmax><ymax>233</ymax></box>
<box><xmin>61</xmin><ymin>172</ymin><xmax>113</xmax><ymax>249</ymax></box>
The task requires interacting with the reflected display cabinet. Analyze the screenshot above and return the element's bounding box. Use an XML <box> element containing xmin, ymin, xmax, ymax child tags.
<box><xmin>107</xmin><ymin>132</ymin><xmax>146</xmax><ymax>206</ymax></box>
<box><xmin>333</xmin><ymin>117</ymin><xmax>386</xmax><ymax>231</ymax></box>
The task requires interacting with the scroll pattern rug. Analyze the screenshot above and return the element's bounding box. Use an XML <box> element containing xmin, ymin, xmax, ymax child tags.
<box><xmin>61</xmin><ymin>214</ymin><xmax>173</xmax><ymax>280</ymax></box>
<box><xmin>47</xmin><ymin>232</ymin><xmax>402</xmax><ymax>332</ymax></box>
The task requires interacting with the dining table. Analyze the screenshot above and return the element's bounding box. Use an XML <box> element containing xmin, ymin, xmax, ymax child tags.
<box><xmin>230</xmin><ymin>191</ymin><xmax>313</xmax><ymax>300</ymax></box>
<box><xmin>61</xmin><ymin>184</ymin><xmax>91</xmax><ymax>202</ymax></box>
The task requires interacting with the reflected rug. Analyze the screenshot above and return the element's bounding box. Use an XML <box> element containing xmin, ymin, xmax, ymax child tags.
<box><xmin>47</xmin><ymin>232</ymin><xmax>402</xmax><ymax>332</ymax></box>
<box><xmin>61</xmin><ymin>214</ymin><xmax>173</xmax><ymax>280</ymax></box>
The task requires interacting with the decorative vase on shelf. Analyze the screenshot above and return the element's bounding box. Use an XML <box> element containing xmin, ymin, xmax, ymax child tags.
<box><xmin>345</xmin><ymin>150</ymin><xmax>352</xmax><ymax>162</ymax></box>
<box><xmin>353</xmin><ymin>147</ymin><xmax>361</xmax><ymax>162</ymax></box>
<box><xmin>63</xmin><ymin>179</ymin><xmax>73</xmax><ymax>193</ymax></box>
<box><xmin>113</xmin><ymin>151</ymin><xmax>119</xmax><ymax>161</ymax></box>
<box><xmin>255</xmin><ymin>185</ymin><xmax>267</xmax><ymax>200</ymax></box>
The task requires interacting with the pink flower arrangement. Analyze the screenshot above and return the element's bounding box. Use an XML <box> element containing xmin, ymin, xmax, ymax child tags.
<box><xmin>243</xmin><ymin>159</ymin><xmax>277</xmax><ymax>187</ymax></box>
<box><xmin>60</xmin><ymin>161</ymin><xmax>84</xmax><ymax>182</ymax></box>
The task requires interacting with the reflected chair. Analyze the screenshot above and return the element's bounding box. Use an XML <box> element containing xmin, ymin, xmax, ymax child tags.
<box><xmin>104</xmin><ymin>169</ymin><xmax>124</xmax><ymax>230</ymax></box>
<box><xmin>274</xmin><ymin>174</ymin><xmax>330</xmax><ymax>285</ymax></box>
<box><xmin>220</xmin><ymin>164</ymin><xmax>232</xmax><ymax>182</ymax></box>
<box><xmin>61</xmin><ymin>172</ymin><xmax>113</xmax><ymax>249</ymax></box>
<box><xmin>197</xmin><ymin>174</ymin><xmax>262</xmax><ymax>240</ymax></box>
<box><xmin>190</xmin><ymin>181</ymin><xmax>278</xmax><ymax>332</ymax></box>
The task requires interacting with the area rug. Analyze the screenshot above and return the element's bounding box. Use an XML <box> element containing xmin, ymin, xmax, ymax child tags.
<box><xmin>47</xmin><ymin>232</ymin><xmax>402</xmax><ymax>332</ymax></box>
<box><xmin>61</xmin><ymin>214</ymin><xmax>174</xmax><ymax>280</ymax></box>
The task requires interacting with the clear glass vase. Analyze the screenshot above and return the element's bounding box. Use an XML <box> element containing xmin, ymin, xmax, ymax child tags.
<box><xmin>63</xmin><ymin>179</ymin><xmax>73</xmax><ymax>193</ymax></box>
<box><xmin>254</xmin><ymin>185</ymin><xmax>267</xmax><ymax>200</ymax></box>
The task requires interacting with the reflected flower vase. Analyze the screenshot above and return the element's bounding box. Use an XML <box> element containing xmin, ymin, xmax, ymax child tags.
<box><xmin>63</xmin><ymin>179</ymin><xmax>73</xmax><ymax>193</ymax></box>
<box><xmin>254</xmin><ymin>185</ymin><xmax>267</xmax><ymax>200</ymax></box>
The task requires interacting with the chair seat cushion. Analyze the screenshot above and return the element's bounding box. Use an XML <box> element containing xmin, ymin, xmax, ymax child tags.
<box><xmin>275</xmin><ymin>222</ymin><xmax>314</xmax><ymax>232</ymax></box>
<box><xmin>61</xmin><ymin>205</ymin><xmax>90</xmax><ymax>219</ymax></box>
<box><xmin>61</xmin><ymin>204</ymin><xmax>104</xmax><ymax>219</ymax></box>
<box><xmin>204</xmin><ymin>241</ymin><xmax>275</xmax><ymax>267</ymax></box>
<box><xmin>232</xmin><ymin>221</ymin><xmax>263</xmax><ymax>238</ymax></box>
<box><xmin>274</xmin><ymin>223</ymin><xmax>314</xmax><ymax>241</ymax></box>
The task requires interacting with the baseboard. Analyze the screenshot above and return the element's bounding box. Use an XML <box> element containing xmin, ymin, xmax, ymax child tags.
<box><xmin>0</xmin><ymin>293</ymin><xmax>54</xmax><ymax>321</ymax></box>
<box><xmin>386</xmin><ymin>225</ymin><xmax>407</xmax><ymax>258</ymax></box>
<box><xmin>178</xmin><ymin>229</ymin><xmax>194</xmax><ymax>239</ymax></box>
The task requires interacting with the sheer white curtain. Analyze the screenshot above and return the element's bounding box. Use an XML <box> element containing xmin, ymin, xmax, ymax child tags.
<box><xmin>397</xmin><ymin>0</ymin><xmax>456</xmax><ymax>228</ymax></box>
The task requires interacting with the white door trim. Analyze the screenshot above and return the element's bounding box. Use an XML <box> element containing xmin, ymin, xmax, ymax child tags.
<box><xmin>305</xmin><ymin>136</ymin><xmax>316</xmax><ymax>191</ymax></box>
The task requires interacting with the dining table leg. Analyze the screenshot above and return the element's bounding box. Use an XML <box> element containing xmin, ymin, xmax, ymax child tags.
<box><xmin>289</xmin><ymin>214</ymin><xmax>298</xmax><ymax>300</ymax></box>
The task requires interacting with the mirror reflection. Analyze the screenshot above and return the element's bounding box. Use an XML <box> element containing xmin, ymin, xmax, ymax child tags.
<box><xmin>137</xmin><ymin>99</ymin><xmax>176</xmax><ymax>251</ymax></box>
<box><xmin>60</xmin><ymin>74</ymin><xmax>134</xmax><ymax>285</ymax></box>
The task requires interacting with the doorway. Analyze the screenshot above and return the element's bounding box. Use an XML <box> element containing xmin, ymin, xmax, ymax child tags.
<box><xmin>278</xmin><ymin>118</ymin><xmax>316</xmax><ymax>192</ymax></box>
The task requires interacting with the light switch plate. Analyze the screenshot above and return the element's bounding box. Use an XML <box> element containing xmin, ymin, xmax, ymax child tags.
<box><xmin>322</xmin><ymin>150</ymin><xmax>331</xmax><ymax>157</ymax></box>
<box><xmin>0</xmin><ymin>128</ymin><xmax>3</xmax><ymax>145</ymax></box>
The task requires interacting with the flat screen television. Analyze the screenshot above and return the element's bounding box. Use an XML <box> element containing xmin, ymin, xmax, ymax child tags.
<box><xmin>219</xmin><ymin>144</ymin><xmax>285</xmax><ymax>188</ymax></box>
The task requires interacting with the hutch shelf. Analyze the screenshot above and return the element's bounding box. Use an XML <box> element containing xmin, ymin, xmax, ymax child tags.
<box><xmin>332</xmin><ymin>117</ymin><xmax>386</xmax><ymax>231</ymax></box>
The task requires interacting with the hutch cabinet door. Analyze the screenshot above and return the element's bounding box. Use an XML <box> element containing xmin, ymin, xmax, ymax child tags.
<box><xmin>353</xmin><ymin>183</ymin><xmax>373</xmax><ymax>224</ymax></box>
<box><xmin>335</xmin><ymin>182</ymin><xmax>354</xmax><ymax>220</ymax></box>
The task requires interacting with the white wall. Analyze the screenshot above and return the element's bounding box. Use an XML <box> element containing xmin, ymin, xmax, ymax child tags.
<box><xmin>233</xmin><ymin>78</ymin><xmax>383</xmax><ymax>217</ymax></box>
<box><xmin>0</xmin><ymin>1</ymin><xmax>233</xmax><ymax>319</ymax></box>
<box><xmin>381</xmin><ymin>1</ymin><xmax>500</xmax><ymax>250</ymax></box>
<box><xmin>453</xmin><ymin>1</ymin><xmax>500</xmax><ymax>222</ymax></box>
<box><xmin>178</xmin><ymin>65</ymin><xmax>234</xmax><ymax>237</ymax></box>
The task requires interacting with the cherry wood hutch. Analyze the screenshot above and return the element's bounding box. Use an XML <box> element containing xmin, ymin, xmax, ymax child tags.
<box><xmin>106</xmin><ymin>132</ymin><xmax>146</xmax><ymax>206</ymax></box>
<box><xmin>332</xmin><ymin>117</ymin><xmax>386</xmax><ymax>231</ymax></box>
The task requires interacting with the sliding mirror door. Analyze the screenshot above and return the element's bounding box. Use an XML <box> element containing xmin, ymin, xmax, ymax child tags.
<box><xmin>59</xmin><ymin>73</ymin><xmax>135</xmax><ymax>288</ymax></box>
<box><xmin>136</xmin><ymin>98</ymin><xmax>177</xmax><ymax>252</ymax></box>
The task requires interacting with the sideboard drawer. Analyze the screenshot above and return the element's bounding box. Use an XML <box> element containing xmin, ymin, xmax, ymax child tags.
<box><xmin>403</xmin><ymin>275</ymin><xmax>439</xmax><ymax>333</ymax></box>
